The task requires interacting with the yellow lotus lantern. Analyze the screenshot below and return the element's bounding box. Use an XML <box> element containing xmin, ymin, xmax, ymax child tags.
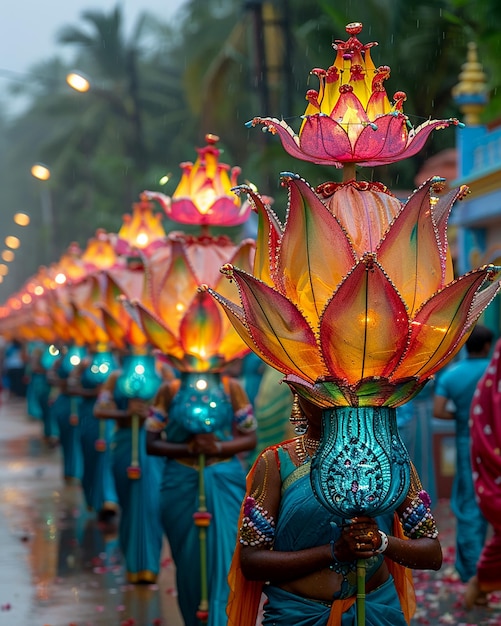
<box><xmin>81</xmin><ymin>228</ymin><xmax>120</xmax><ymax>271</ymax></box>
<box><xmin>116</xmin><ymin>193</ymin><xmax>166</xmax><ymax>257</ymax></box>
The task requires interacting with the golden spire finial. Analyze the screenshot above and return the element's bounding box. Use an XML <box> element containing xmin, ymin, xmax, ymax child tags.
<box><xmin>452</xmin><ymin>42</ymin><xmax>488</xmax><ymax>126</ymax></box>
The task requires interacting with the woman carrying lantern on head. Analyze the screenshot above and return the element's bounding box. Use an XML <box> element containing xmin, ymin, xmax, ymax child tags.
<box><xmin>202</xmin><ymin>22</ymin><xmax>501</xmax><ymax>626</ymax></box>
<box><xmin>138</xmin><ymin>136</ymin><xmax>258</xmax><ymax>625</ymax></box>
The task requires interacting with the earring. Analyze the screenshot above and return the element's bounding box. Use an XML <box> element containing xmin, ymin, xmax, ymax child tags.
<box><xmin>290</xmin><ymin>394</ymin><xmax>307</xmax><ymax>435</ymax></box>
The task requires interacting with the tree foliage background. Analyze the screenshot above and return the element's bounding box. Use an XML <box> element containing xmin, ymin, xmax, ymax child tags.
<box><xmin>0</xmin><ymin>0</ymin><xmax>500</xmax><ymax>298</ymax></box>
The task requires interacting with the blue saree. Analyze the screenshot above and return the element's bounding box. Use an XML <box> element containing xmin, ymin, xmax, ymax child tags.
<box><xmin>158</xmin><ymin>378</ymin><xmax>249</xmax><ymax>626</ymax></box>
<box><xmin>52</xmin><ymin>391</ymin><xmax>83</xmax><ymax>481</ymax></box>
<box><xmin>110</xmin><ymin>385</ymin><xmax>163</xmax><ymax>583</ymax></box>
<box><xmin>79</xmin><ymin>390</ymin><xmax>118</xmax><ymax>514</ymax></box>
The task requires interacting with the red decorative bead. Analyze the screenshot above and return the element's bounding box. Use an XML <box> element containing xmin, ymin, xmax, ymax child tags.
<box><xmin>127</xmin><ymin>466</ymin><xmax>141</xmax><ymax>480</ymax></box>
<box><xmin>193</xmin><ymin>511</ymin><xmax>212</xmax><ymax>527</ymax></box>
<box><xmin>195</xmin><ymin>609</ymin><xmax>209</xmax><ymax>622</ymax></box>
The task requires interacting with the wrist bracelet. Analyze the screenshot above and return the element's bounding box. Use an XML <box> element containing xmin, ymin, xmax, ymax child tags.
<box><xmin>375</xmin><ymin>530</ymin><xmax>389</xmax><ymax>554</ymax></box>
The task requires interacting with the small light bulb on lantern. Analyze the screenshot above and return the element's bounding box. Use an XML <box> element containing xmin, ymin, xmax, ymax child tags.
<box><xmin>135</xmin><ymin>231</ymin><xmax>150</xmax><ymax>248</ymax></box>
<box><xmin>195</xmin><ymin>378</ymin><xmax>208</xmax><ymax>391</ymax></box>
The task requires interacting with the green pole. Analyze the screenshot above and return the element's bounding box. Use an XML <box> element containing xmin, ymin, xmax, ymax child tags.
<box><xmin>356</xmin><ymin>559</ymin><xmax>366</xmax><ymax>626</ymax></box>
<box><xmin>194</xmin><ymin>452</ymin><xmax>211</xmax><ymax>623</ymax></box>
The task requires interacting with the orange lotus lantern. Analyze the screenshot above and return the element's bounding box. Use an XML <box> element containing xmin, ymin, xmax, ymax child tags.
<box><xmin>145</xmin><ymin>134</ymin><xmax>251</xmax><ymax>227</ymax></box>
<box><xmin>134</xmin><ymin>232</ymin><xmax>255</xmax><ymax>372</ymax></box>
<box><xmin>116</xmin><ymin>193</ymin><xmax>166</xmax><ymax>258</ymax></box>
<box><xmin>81</xmin><ymin>228</ymin><xmax>120</xmax><ymax>272</ymax></box>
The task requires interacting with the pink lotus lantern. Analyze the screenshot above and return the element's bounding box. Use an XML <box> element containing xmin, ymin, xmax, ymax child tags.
<box><xmin>145</xmin><ymin>134</ymin><xmax>251</xmax><ymax>228</ymax></box>
<box><xmin>134</xmin><ymin>232</ymin><xmax>255</xmax><ymax>372</ymax></box>
<box><xmin>247</xmin><ymin>22</ymin><xmax>460</xmax><ymax>172</ymax></box>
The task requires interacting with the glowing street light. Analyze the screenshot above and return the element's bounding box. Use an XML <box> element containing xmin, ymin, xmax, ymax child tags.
<box><xmin>66</xmin><ymin>71</ymin><xmax>90</xmax><ymax>93</ymax></box>
<box><xmin>31</xmin><ymin>163</ymin><xmax>51</xmax><ymax>181</ymax></box>
<box><xmin>13</xmin><ymin>212</ymin><xmax>30</xmax><ymax>226</ymax></box>
<box><xmin>2</xmin><ymin>250</ymin><xmax>15</xmax><ymax>262</ymax></box>
<box><xmin>5</xmin><ymin>236</ymin><xmax>20</xmax><ymax>250</ymax></box>
<box><xmin>31</xmin><ymin>163</ymin><xmax>55</xmax><ymax>261</ymax></box>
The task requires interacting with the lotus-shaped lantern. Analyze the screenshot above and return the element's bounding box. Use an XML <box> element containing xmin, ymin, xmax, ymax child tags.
<box><xmin>100</xmin><ymin>261</ymin><xmax>149</xmax><ymax>351</ymax></box>
<box><xmin>81</xmin><ymin>228</ymin><xmax>121</xmax><ymax>272</ymax></box>
<box><xmin>133</xmin><ymin>232</ymin><xmax>255</xmax><ymax>372</ymax></box>
<box><xmin>115</xmin><ymin>194</ymin><xmax>166</xmax><ymax>258</ymax></box>
<box><xmin>205</xmin><ymin>174</ymin><xmax>500</xmax><ymax>517</ymax></box>
<box><xmin>205</xmin><ymin>175</ymin><xmax>501</xmax><ymax>408</ymax></box>
<box><xmin>67</xmin><ymin>274</ymin><xmax>110</xmax><ymax>347</ymax></box>
<box><xmin>247</xmin><ymin>22</ymin><xmax>461</xmax><ymax>168</ymax></box>
<box><xmin>145</xmin><ymin>134</ymin><xmax>251</xmax><ymax>227</ymax></box>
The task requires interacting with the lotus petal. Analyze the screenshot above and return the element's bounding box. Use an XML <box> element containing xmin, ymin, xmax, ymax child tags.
<box><xmin>277</xmin><ymin>175</ymin><xmax>356</xmax><ymax>321</ymax></box>
<box><xmin>134</xmin><ymin>301</ymin><xmax>185</xmax><ymax>359</ymax></box>
<box><xmin>393</xmin><ymin>269</ymin><xmax>497</xmax><ymax>379</ymax></box>
<box><xmin>208</xmin><ymin>268</ymin><xmax>328</xmax><ymax>382</ymax></box>
<box><xmin>179</xmin><ymin>292</ymin><xmax>223</xmax><ymax>361</ymax></box>
<box><xmin>377</xmin><ymin>179</ymin><xmax>443</xmax><ymax>315</ymax></box>
<box><xmin>320</xmin><ymin>257</ymin><xmax>409</xmax><ymax>384</ymax></box>
<box><xmin>233</xmin><ymin>184</ymin><xmax>282</xmax><ymax>286</ymax></box>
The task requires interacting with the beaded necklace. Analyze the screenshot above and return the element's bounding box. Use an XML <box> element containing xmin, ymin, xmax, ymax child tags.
<box><xmin>295</xmin><ymin>435</ymin><xmax>320</xmax><ymax>465</ymax></box>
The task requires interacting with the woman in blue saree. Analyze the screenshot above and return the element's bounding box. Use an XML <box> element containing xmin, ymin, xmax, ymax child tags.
<box><xmin>48</xmin><ymin>352</ymin><xmax>83</xmax><ymax>482</ymax></box>
<box><xmin>94</xmin><ymin>365</ymin><xmax>164</xmax><ymax>584</ymax></box>
<box><xmin>145</xmin><ymin>374</ymin><xmax>257</xmax><ymax>626</ymax></box>
<box><xmin>74</xmin><ymin>350</ymin><xmax>119</xmax><ymax>522</ymax></box>
<box><xmin>228</xmin><ymin>397</ymin><xmax>442</xmax><ymax>626</ymax></box>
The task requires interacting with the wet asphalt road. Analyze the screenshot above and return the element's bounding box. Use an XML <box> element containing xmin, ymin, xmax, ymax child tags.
<box><xmin>1</xmin><ymin>393</ymin><xmax>501</xmax><ymax>626</ymax></box>
<box><xmin>0</xmin><ymin>394</ymin><xmax>183</xmax><ymax>626</ymax></box>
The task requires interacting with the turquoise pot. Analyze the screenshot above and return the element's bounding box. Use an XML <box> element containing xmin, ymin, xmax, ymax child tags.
<box><xmin>172</xmin><ymin>371</ymin><xmax>233</xmax><ymax>434</ymax></box>
<box><xmin>310</xmin><ymin>406</ymin><xmax>410</xmax><ymax>517</ymax></box>
<box><xmin>116</xmin><ymin>354</ymin><xmax>161</xmax><ymax>401</ymax></box>
<box><xmin>81</xmin><ymin>349</ymin><xmax>117</xmax><ymax>387</ymax></box>
<box><xmin>58</xmin><ymin>345</ymin><xmax>87</xmax><ymax>378</ymax></box>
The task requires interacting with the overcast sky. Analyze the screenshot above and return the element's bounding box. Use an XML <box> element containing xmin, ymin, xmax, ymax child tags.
<box><xmin>0</xmin><ymin>0</ymin><xmax>187</xmax><ymax>111</ymax></box>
